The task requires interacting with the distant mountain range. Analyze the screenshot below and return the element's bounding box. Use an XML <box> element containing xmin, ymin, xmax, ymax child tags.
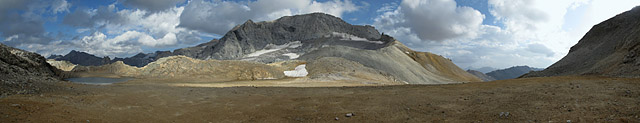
<box><xmin>466</xmin><ymin>66</ymin><xmax>543</xmax><ymax>81</ymax></box>
<box><xmin>486</xmin><ymin>66</ymin><xmax>543</xmax><ymax>80</ymax></box>
<box><xmin>465</xmin><ymin>66</ymin><xmax>497</xmax><ymax>73</ymax></box>
<box><xmin>48</xmin><ymin>39</ymin><xmax>219</xmax><ymax>67</ymax></box>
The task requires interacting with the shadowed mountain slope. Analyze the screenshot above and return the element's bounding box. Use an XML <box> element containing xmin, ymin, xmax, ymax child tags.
<box><xmin>487</xmin><ymin>66</ymin><xmax>542</xmax><ymax>80</ymax></box>
<box><xmin>1</xmin><ymin>43</ymin><xmax>61</xmax><ymax>96</ymax></box>
<box><xmin>524</xmin><ymin>6</ymin><xmax>640</xmax><ymax>78</ymax></box>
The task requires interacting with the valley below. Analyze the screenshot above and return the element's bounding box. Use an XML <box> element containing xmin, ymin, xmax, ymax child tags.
<box><xmin>1</xmin><ymin>76</ymin><xmax>639</xmax><ymax>122</ymax></box>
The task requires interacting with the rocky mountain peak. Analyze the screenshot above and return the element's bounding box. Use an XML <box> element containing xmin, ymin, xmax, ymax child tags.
<box><xmin>52</xmin><ymin>50</ymin><xmax>112</xmax><ymax>66</ymax></box>
<box><xmin>209</xmin><ymin>12</ymin><xmax>382</xmax><ymax>60</ymax></box>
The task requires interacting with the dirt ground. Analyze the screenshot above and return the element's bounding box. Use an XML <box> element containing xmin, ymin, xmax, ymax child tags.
<box><xmin>1</xmin><ymin>76</ymin><xmax>639</xmax><ymax>122</ymax></box>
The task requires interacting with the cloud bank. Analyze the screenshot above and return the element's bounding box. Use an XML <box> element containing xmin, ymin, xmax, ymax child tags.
<box><xmin>374</xmin><ymin>0</ymin><xmax>640</xmax><ymax>69</ymax></box>
<box><xmin>1</xmin><ymin>0</ymin><xmax>360</xmax><ymax>57</ymax></box>
<box><xmin>374</xmin><ymin>0</ymin><xmax>484</xmax><ymax>42</ymax></box>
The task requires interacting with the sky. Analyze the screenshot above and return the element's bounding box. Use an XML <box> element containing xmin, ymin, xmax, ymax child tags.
<box><xmin>0</xmin><ymin>0</ymin><xmax>639</xmax><ymax>70</ymax></box>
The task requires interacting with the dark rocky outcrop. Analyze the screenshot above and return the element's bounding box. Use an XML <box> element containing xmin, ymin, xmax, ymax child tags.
<box><xmin>523</xmin><ymin>6</ymin><xmax>640</xmax><ymax>78</ymax></box>
<box><xmin>1</xmin><ymin>43</ymin><xmax>61</xmax><ymax>96</ymax></box>
<box><xmin>466</xmin><ymin>70</ymin><xmax>496</xmax><ymax>81</ymax></box>
<box><xmin>486</xmin><ymin>66</ymin><xmax>542</xmax><ymax>80</ymax></box>
<box><xmin>51</xmin><ymin>50</ymin><xmax>113</xmax><ymax>66</ymax></box>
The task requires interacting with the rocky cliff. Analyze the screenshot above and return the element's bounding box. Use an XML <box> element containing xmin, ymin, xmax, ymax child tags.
<box><xmin>1</xmin><ymin>43</ymin><xmax>61</xmax><ymax>96</ymax></box>
<box><xmin>523</xmin><ymin>6</ymin><xmax>640</xmax><ymax>78</ymax></box>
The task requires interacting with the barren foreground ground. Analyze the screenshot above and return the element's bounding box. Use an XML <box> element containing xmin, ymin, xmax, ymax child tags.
<box><xmin>1</xmin><ymin>76</ymin><xmax>639</xmax><ymax>122</ymax></box>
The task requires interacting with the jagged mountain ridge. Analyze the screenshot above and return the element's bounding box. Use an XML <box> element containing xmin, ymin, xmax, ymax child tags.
<box><xmin>48</xmin><ymin>50</ymin><xmax>111</xmax><ymax>66</ymax></box>
<box><xmin>523</xmin><ymin>6</ymin><xmax>640</xmax><ymax>78</ymax></box>
<box><xmin>48</xmin><ymin>39</ymin><xmax>219</xmax><ymax>67</ymax></box>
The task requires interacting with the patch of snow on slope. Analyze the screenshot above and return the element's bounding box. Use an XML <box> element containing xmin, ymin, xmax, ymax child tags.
<box><xmin>283</xmin><ymin>53</ymin><xmax>299</xmax><ymax>59</ymax></box>
<box><xmin>245</xmin><ymin>48</ymin><xmax>282</xmax><ymax>57</ymax></box>
<box><xmin>284</xmin><ymin>64</ymin><xmax>308</xmax><ymax>77</ymax></box>
<box><xmin>330</xmin><ymin>32</ymin><xmax>384</xmax><ymax>44</ymax></box>
<box><xmin>245</xmin><ymin>41</ymin><xmax>302</xmax><ymax>57</ymax></box>
<box><xmin>287</xmin><ymin>41</ymin><xmax>302</xmax><ymax>48</ymax></box>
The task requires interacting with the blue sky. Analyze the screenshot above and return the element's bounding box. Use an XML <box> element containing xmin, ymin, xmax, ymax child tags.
<box><xmin>1</xmin><ymin>0</ymin><xmax>639</xmax><ymax>70</ymax></box>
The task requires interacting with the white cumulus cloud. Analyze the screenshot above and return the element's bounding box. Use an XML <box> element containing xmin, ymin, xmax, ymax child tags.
<box><xmin>56</xmin><ymin>4</ymin><xmax>203</xmax><ymax>57</ymax></box>
<box><xmin>374</xmin><ymin>0</ymin><xmax>640</xmax><ymax>69</ymax></box>
<box><xmin>178</xmin><ymin>0</ymin><xmax>360</xmax><ymax>35</ymax></box>
<box><xmin>374</xmin><ymin>0</ymin><xmax>485</xmax><ymax>42</ymax></box>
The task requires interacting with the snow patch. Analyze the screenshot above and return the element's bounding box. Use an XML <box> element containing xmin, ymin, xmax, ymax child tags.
<box><xmin>244</xmin><ymin>41</ymin><xmax>302</xmax><ymax>57</ymax></box>
<box><xmin>329</xmin><ymin>32</ymin><xmax>384</xmax><ymax>44</ymax></box>
<box><xmin>245</xmin><ymin>48</ymin><xmax>282</xmax><ymax>57</ymax></box>
<box><xmin>283</xmin><ymin>53</ymin><xmax>300</xmax><ymax>59</ymax></box>
<box><xmin>284</xmin><ymin>64</ymin><xmax>308</xmax><ymax>77</ymax></box>
<box><xmin>287</xmin><ymin>41</ymin><xmax>302</xmax><ymax>48</ymax></box>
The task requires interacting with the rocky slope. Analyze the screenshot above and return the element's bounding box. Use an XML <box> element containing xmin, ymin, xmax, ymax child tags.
<box><xmin>71</xmin><ymin>56</ymin><xmax>289</xmax><ymax>82</ymax></box>
<box><xmin>172</xmin><ymin>39</ymin><xmax>219</xmax><ymax>59</ymax></box>
<box><xmin>46</xmin><ymin>60</ymin><xmax>76</xmax><ymax>71</ymax></box>
<box><xmin>0</xmin><ymin>43</ymin><xmax>61</xmax><ymax>96</ymax></box>
<box><xmin>466</xmin><ymin>70</ymin><xmax>496</xmax><ymax>81</ymax></box>
<box><xmin>305</xmin><ymin>57</ymin><xmax>398</xmax><ymax>84</ymax></box>
<box><xmin>140</xmin><ymin>56</ymin><xmax>286</xmax><ymax>81</ymax></box>
<box><xmin>486</xmin><ymin>66</ymin><xmax>542</xmax><ymax>80</ymax></box>
<box><xmin>523</xmin><ymin>6</ymin><xmax>640</xmax><ymax>78</ymax></box>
